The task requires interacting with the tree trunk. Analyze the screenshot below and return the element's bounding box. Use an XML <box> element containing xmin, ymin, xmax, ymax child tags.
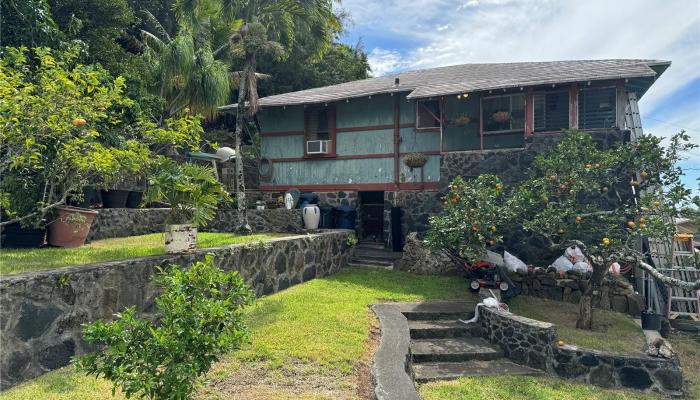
<box><xmin>232</xmin><ymin>53</ymin><xmax>253</xmax><ymax>233</ymax></box>
<box><xmin>576</xmin><ymin>263</ymin><xmax>607</xmax><ymax>329</ymax></box>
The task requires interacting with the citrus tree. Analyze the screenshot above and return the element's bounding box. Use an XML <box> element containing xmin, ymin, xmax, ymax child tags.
<box><xmin>0</xmin><ymin>46</ymin><xmax>203</xmax><ymax>228</ymax></box>
<box><xmin>426</xmin><ymin>174</ymin><xmax>511</xmax><ymax>264</ymax></box>
<box><xmin>506</xmin><ymin>130</ymin><xmax>699</xmax><ymax>329</ymax></box>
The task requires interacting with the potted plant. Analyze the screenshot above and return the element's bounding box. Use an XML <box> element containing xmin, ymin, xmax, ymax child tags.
<box><xmin>492</xmin><ymin>111</ymin><xmax>511</xmax><ymax>123</ymax></box>
<box><xmin>47</xmin><ymin>206</ymin><xmax>99</xmax><ymax>247</ymax></box>
<box><xmin>451</xmin><ymin>114</ymin><xmax>471</xmax><ymax>126</ymax></box>
<box><xmin>145</xmin><ymin>159</ymin><xmax>231</xmax><ymax>253</ymax></box>
<box><xmin>0</xmin><ymin>47</ymin><xmax>204</xmax><ymax>247</ymax></box>
<box><xmin>404</xmin><ymin>153</ymin><xmax>428</xmax><ymax>169</ymax></box>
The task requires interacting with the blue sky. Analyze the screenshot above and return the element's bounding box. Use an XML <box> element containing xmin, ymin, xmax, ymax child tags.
<box><xmin>337</xmin><ymin>0</ymin><xmax>700</xmax><ymax>195</ymax></box>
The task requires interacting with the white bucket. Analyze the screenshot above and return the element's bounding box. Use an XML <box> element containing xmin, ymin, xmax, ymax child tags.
<box><xmin>165</xmin><ymin>224</ymin><xmax>197</xmax><ymax>253</ymax></box>
<box><xmin>302</xmin><ymin>205</ymin><xmax>320</xmax><ymax>230</ymax></box>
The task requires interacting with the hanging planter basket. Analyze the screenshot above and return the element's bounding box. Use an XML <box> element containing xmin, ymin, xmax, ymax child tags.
<box><xmin>492</xmin><ymin>111</ymin><xmax>511</xmax><ymax>123</ymax></box>
<box><xmin>404</xmin><ymin>153</ymin><xmax>428</xmax><ymax>169</ymax></box>
<box><xmin>451</xmin><ymin>115</ymin><xmax>471</xmax><ymax>126</ymax></box>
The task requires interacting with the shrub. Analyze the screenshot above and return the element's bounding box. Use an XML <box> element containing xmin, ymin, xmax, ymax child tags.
<box><xmin>74</xmin><ymin>255</ymin><xmax>253</xmax><ymax>399</ymax></box>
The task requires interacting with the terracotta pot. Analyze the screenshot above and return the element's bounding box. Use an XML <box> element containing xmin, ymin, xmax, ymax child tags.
<box><xmin>164</xmin><ymin>224</ymin><xmax>197</xmax><ymax>253</ymax></box>
<box><xmin>47</xmin><ymin>206</ymin><xmax>98</xmax><ymax>247</ymax></box>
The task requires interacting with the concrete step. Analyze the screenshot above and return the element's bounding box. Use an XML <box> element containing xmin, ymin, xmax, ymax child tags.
<box><xmin>411</xmin><ymin>338</ymin><xmax>503</xmax><ymax>363</ymax></box>
<box><xmin>408</xmin><ymin>320</ymin><xmax>480</xmax><ymax>339</ymax></box>
<box><xmin>396</xmin><ymin>300</ymin><xmax>476</xmax><ymax>321</ymax></box>
<box><xmin>356</xmin><ymin>241</ymin><xmax>386</xmax><ymax>250</ymax></box>
<box><xmin>353</xmin><ymin>248</ymin><xmax>404</xmax><ymax>260</ymax></box>
<box><xmin>350</xmin><ymin>257</ymin><xmax>395</xmax><ymax>266</ymax></box>
<box><xmin>348</xmin><ymin>262</ymin><xmax>393</xmax><ymax>270</ymax></box>
<box><xmin>413</xmin><ymin>360</ymin><xmax>544</xmax><ymax>383</ymax></box>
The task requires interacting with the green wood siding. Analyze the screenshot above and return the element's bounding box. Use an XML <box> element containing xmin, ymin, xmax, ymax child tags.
<box><xmin>337</xmin><ymin>129</ymin><xmax>393</xmax><ymax>155</ymax></box>
<box><xmin>262</xmin><ymin>135</ymin><xmax>304</xmax><ymax>158</ymax></box>
<box><xmin>262</xmin><ymin>158</ymin><xmax>394</xmax><ymax>185</ymax></box>
<box><xmin>400</xmin><ymin>127</ymin><xmax>440</xmax><ymax>153</ymax></box>
<box><xmin>258</xmin><ymin>106</ymin><xmax>304</xmax><ymax>132</ymax></box>
<box><xmin>336</xmin><ymin>94</ymin><xmax>394</xmax><ymax>128</ymax></box>
<box><xmin>399</xmin><ymin>155</ymin><xmax>440</xmax><ymax>183</ymax></box>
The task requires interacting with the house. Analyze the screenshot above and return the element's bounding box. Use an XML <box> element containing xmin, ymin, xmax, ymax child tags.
<box><xmin>220</xmin><ymin>59</ymin><xmax>670</xmax><ymax>248</ymax></box>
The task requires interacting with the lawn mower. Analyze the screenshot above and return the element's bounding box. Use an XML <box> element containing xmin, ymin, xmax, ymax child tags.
<box><xmin>462</xmin><ymin>260</ymin><xmax>520</xmax><ymax>300</ymax></box>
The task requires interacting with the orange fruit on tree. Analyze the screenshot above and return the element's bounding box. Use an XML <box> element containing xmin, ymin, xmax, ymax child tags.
<box><xmin>495</xmin><ymin>183</ymin><xmax>503</xmax><ymax>190</ymax></box>
<box><xmin>654</xmin><ymin>201</ymin><xmax>661</xmax><ymax>208</ymax></box>
<box><xmin>629</xmin><ymin>179</ymin><xmax>638</xmax><ymax>187</ymax></box>
<box><xmin>558</xmin><ymin>229</ymin><xmax>565</xmax><ymax>234</ymax></box>
<box><xmin>627</xmin><ymin>221</ymin><xmax>636</xmax><ymax>229</ymax></box>
<box><xmin>602</xmin><ymin>237</ymin><xmax>611</xmax><ymax>246</ymax></box>
<box><xmin>576</xmin><ymin>216</ymin><xmax>582</xmax><ymax>222</ymax></box>
<box><xmin>639</xmin><ymin>217</ymin><xmax>646</xmax><ymax>224</ymax></box>
<box><xmin>71</xmin><ymin>118</ymin><xmax>86</xmax><ymax>127</ymax></box>
<box><xmin>641</xmin><ymin>171</ymin><xmax>649</xmax><ymax>178</ymax></box>
<box><xmin>490</xmin><ymin>225</ymin><xmax>497</xmax><ymax>232</ymax></box>
<box><xmin>558</xmin><ymin>340</ymin><xmax>565</xmax><ymax>347</ymax></box>
<box><xmin>602</xmin><ymin>186</ymin><xmax>609</xmax><ymax>193</ymax></box>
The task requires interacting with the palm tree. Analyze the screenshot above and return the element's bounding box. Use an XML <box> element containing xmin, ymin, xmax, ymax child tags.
<box><xmin>226</xmin><ymin>0</ymin><xmax>341</xmax><ymax>232</ymax></box>
<box><xmin>139</xmin><ymin>1</ymin><xmax>234</xmax><ymax>120</ymax></box>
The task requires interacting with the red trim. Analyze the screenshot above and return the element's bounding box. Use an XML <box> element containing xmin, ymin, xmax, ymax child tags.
<box><xmin>336</xmin><ymin>123</ymin><xmax>414</xmax><ymax>133</ymax></box>
<box><xmin>393</xmin><ymin>95</ymin><xmax>400</xmax><ymax>189</ymax></box>
<box><xmin>260</xmin><ymin>130</ymin><xmax>304</xmax><ymax>137</ymax></box>
<box><xmin>258</xmin><ymin>182</ymin><xmax>439</xmax><ymax>192</ymax></box>
<box><xmin>524</xmin><ymin>88</ymin><xmax>534</xmax><ymax>137</ymax></box>
<box><xmin>269</xmin><ymin>150</ymin><xmax>441</xmax><ymax>163</ymax></box>
<box><xmin>479</xmin><ymin>97</ymin><xmax>484</xmax><ymax>150</ymax></box>
<box><xmin>569</xmin><ymin>83</ymin><xmax>578</xmax><ymax>129</ymax></box>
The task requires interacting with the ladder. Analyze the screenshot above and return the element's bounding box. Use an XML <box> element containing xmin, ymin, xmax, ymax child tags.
<box><xmin>625</xmin><ymin>92</ymin><xmax>699</xmax><ymax>320</ymax></box>
<box><xmin>665</xmin><ymin>234</ymin><xmax>700</xmax><ymax>320</ymax></box>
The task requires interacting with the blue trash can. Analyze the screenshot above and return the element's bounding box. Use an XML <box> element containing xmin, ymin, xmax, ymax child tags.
<box><xmin>335</xmin><ymin>205</ymin><xmax>357</xmax><ymax>229</ymax></box>
<box><xmin>319</xmin><ymin>206</ymin><xmax>335</xmax><ymax>229</ymax></box>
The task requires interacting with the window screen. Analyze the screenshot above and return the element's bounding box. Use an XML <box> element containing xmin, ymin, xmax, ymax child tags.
<box><xmin>483</xmin><ymin>94</ymin><xmax>525</xmax><ymax>133</ymax></box>
<box><xmin>307</xmin><ymin>109</ymin><xmax>329</xmax><ymax>140</ymax></box>
<box><xmin>578</xmin><ymin>87</ymin><xmax>616</xmax><ymax>129</ymax></box>
<box><xmin>416</xmin><ymin>99</ymin><xmax>441</xmax><ymax>129</ymax></box>
<box><xmin>534</xmin><ymin>92</ymin><xmax>570</xmax><ymax>132</ymax></box>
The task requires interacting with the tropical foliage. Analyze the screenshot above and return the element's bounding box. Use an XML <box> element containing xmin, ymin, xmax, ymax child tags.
<box><xmin>428</xmin><ymin>130</ymin><xmax>699</xmax><ymax>329</ymax></box>
<box><xmin>74</xmin><ymin>255</ymin><xmax>253</xmax><ymax>400</ymax></box>
<box><xmin>145</xmin><ymin>160</ymin><xmax>232</xmax><ymax>226</ymax></box>
<box><xmin>0</xmin><ymin>47</ymin><xmax>201</xmax><ymax>228</ymax></box>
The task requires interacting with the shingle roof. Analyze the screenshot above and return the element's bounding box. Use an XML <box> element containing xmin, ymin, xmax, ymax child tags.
<box><xmin>219</xmin><ymin>59</ymin><xmax>670</xmax><ymax>110</ymax></box>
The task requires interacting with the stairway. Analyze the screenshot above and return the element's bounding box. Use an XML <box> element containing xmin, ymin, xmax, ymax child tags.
<box><xmin>397</xmin><ymin>301</ymin><xmax>543</xmax><ymax>383</ymax></box>
<box><xmin>350</xmin><ymin>241</ymin><xmax>402</xmax><ymax>268</ymax></box>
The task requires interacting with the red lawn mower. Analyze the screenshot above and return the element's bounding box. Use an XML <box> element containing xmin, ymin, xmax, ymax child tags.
<box><xmin>462</xmin><ymin>260</ymin><xmax>519</xmax><ymax>299</ymax></box>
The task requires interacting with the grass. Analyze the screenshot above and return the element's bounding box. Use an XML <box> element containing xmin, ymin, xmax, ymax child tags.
<box><xmin>0</xmin><ymin>268</ymin><xmax>684</xmax><ymax>400</ymax></box>
<box><xmin>0</xmin><ymin>232</ymin><xmax>286</xmax><ymax>275</ymax></box>
<box><xmin>508</xmin><ymin>296</ymin><xmax>646</xmax><ymax>353</ymax></box>
<box><xmin>668</xmin><ymin>331</ymin><xmax>700</xmax><ymax>400</ymax></box>
<box><xmin>418</xmin><ymin>376</ymin><xmax>662</xmax><ymax>400</ymax></box>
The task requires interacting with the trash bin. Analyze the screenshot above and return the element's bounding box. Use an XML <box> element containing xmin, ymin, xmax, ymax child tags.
<box><xmin>298</xmin><ymin>192</ymin><xmax>319</xmax><ymax>208</ymax></box>
<box><xmin>391</xmin><ymin>206</ymin><xmax>403</xmax><ymax>251</ymax></box>
<box><xmin>319</xmin><ymin>206</ymin><xmax>335</xmax><ymax>229</ymax></box>
<box><xmin>335</xmin><ymin>205</ymin><xmax>357</xmax><ymax>230</ymax></box>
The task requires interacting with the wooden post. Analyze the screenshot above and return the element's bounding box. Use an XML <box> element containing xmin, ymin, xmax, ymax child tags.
<box><xmin>525</xmin><ymin>88</ymin><xmax>534</xmax><ymax>136</ymax></box>
<box><xmin>569</xmin><ymin>84</ymin><xmax>578</xmax><ymax>129</ymax></box>
<box><xmin>616</xmin><ymin>80</ymin><xmax>627</xmax><ymax>130</ymax></box>
<box><xmin>479</xmin><ymin>96</ymin><xmax>484</xmax><ymax>151</ymax></box>
<box><xmin>393</xmin><ymin>94</ymin><xmax>400</xmax><ymax>190</ymax></box>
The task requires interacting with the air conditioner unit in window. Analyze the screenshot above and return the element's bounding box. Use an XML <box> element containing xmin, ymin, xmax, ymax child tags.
<box><xmin>307</xmin><ymin>140</ymin><xmax>331</xmax><ymax>154</ymax></box>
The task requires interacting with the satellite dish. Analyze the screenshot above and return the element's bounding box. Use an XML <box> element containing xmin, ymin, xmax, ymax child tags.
<box><xmin>216</xmin><ymin>147</ymin><xmax>236</xmax><ymax>161</ymax></box>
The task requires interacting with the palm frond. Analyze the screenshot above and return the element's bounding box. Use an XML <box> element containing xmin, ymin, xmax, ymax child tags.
<box><xmin>139</xmin><ymin>10</ymin><xmax>172</xmax><ymax>44</ymax></box>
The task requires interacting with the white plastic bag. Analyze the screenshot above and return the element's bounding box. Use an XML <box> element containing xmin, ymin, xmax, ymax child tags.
<box><xmin>551</xmin><ymin>255</ymin><xmax>573</xmax><ymax>272</ymax></box>
<box><xmin>565</xmin><ymin>246</ymin><xmax>586</xmax><ymax>263</ymax></box>
<box><xmin>486</xmin><ymin>250</ymin><xmax>504</xmax><ymax>267</ymax></box>
<box><xmin>573</xmin><ymin>261</ymin><xmax>592</xmax><ymax>273</ymax></box>
<box><xmin>504</xmin><ymin>251</ymin><xmax>527</xmax><ymax>272</ymax></box>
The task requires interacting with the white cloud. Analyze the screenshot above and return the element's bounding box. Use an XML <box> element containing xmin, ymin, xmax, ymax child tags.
<box><xmin>367</xmin><ymin>48</ymin><xmax>405</xmax><ymax>77</ymax></box>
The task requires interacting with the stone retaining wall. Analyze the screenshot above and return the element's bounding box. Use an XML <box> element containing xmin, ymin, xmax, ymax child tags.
<box><xmin>0</xmin><ymin>231</ymin><xmax>352</xmax><ymax>389</ymax></box>
<box><xmin>87</xmin><ymin>208</ymin><xmax>303</xmax><ymax>241</ymax></box>
<box><xmin>510</xmin><ymin>270</ymin><xmax>645</xmax><ymax>317</ymax></box>
<box><xmin>477</xmin><ymin>306</ymin><xmax>683</xmax><ymax>396</ymax></box>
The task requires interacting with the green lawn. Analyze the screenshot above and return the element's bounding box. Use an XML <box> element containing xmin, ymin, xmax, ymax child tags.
<box><xmin>0</xmin><ymin>268</ymin><xmax>678</xmax><ymax>400</ymax></box>
<box><xmin>0</xmin><ymin>232</ymin><xmax>286</xmax><ymax>275</ymax></box>
<box><xmin>508</xmin><ymin>296</ymin><xmax>646</xmax><ymax>353</ymax></box>
<box><xmin>419</xmin><ymin>376</ymin><xmax>661</xmax><ymax>400</ymax></box>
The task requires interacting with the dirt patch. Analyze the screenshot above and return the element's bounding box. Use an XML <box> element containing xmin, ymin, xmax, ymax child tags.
<box><xmin>198</xmin><ymin>358</ymin><xmax>356</xmax><ymax>400</ymax></box>
<box><xmin>352</xmin><ymin>314</ymin><xmax>381</xmax><ymax>400</ymax></box>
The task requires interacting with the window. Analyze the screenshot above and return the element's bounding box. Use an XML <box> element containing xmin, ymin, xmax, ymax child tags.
<box><xmin>305</xmin><ymin>107</ymin><xmax>335</xmax><ymax>156</ymax></box>
<box><xmin>482</xmin><ymin>94</ymin><xmax>525</xmax><ymax>133</ymax></box>
<box><xmin>416</xmin><ymin>99</ymin><xmax>441</xmax><ymax>129</ymax></box>
<box><xmin>578</xmin><ymin>87</ymin><xmax>616</xmax><ymax>129</ymax></box>
<box><xmin>533</xmin><ymin>91</ymin><xmax>570</xmax><ymax>132</ymax></box>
